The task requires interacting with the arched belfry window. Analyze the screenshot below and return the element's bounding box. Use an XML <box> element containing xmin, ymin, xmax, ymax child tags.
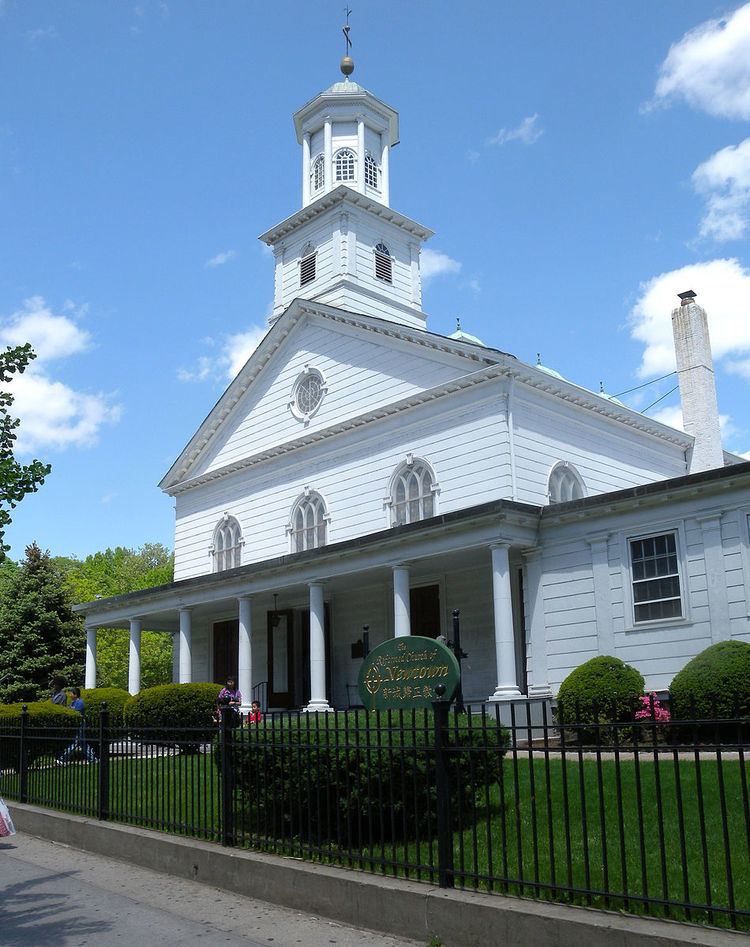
<box><xmin>334</xmin><ymin>148</ymin><xmax>356</xmax><ymax>182</ymax></box>
<box><xmin>288</xmin><ymin>490</ymin><xmax>329</xmax><ymax>553</ymax></box>
<box><xmin>374</xmin><ymin>242</ymin><xmax>392</xmax><ymax>283</ymax></box>
<box><xmin>299</xmin><ymin>242</ymin><xmax>316</xmax><ymax>286</ymax></box>
<box><xmin>387</xmin><ymin>456</ymin><xmax>439</xmax><ymax>527</ymax></box>
<box><xmin>212</xmin><ymin>514</ymin><xmax>243</xmax><ymax>572</ymax></box>
<box><xmin>364</xmin><ymin>153</ymin><xmax>379</xmax><ymax>189</ymax></box>
<box><xmin>311</xmin><ymin>154</ymin><xmax>324</xmax><ymax>192</ymax></box>
<box><xmin>548</xmin><ymin>462</ymin><xmax>586</xmax><ymax>504</ymax></box>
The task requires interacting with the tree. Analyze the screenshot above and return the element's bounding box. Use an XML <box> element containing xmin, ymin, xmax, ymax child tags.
<box><xmin>61</xmin><ymin>544</ymin><xmax>175</xmax><ymax>689</ymax></box>
<box><xmin>0</xmin><ymin>344</ymin><xmax>51</xmax><ymax>557</ymax></box>
<box><xmin>0</xmin><ymin>542</ymin><xmax>84</xmax><ymax>703</ymax></box>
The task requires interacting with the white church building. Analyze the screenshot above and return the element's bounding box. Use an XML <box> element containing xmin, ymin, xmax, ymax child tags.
<box><xmin>76</xmin><ymin>61</ymin><xmax>750</xmax><ymax>713</ymax></box>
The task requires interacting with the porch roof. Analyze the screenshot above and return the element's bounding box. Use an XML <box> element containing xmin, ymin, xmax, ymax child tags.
<box><xmin>74</xmin><ymin>497</ymin><xmax>541</xmax><ymax>628</ymax></box>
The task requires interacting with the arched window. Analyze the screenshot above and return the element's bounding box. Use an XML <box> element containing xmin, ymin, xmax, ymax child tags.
<box><xmin>389</xmin><ymin>458</ymin><xmax>437</xmax><ymax>526</ymax></box>
<box><xmin>374</xmin><ymin>242</ymin><xmax>392</xmax><ymax>283</ymax></box>
<box><xmin>548</xmin><ymin>462</ymin><xmax>586</xmax><ymax>503</ymax></box>
<box><xmin>289</xmin><ymin>491</ymin><xmax>328</xmax><ymax>553</ymax></box>
<box><xmin>299</xmin><ymin>243</ymin><xmax>316</xmax><ymax>286</ymax></box>
<box><xmin>311</xmin><ymin>154</ymin><xmax>325</xmax><ymax>192</ymax></box>
<box><xmin>334</xmin><ymin>148</ymin><xmax>356</xmax><ymax>182</ymax></box>
<box><xmin>212</xmin><ymin>514</ymin><xmax>243</xmax><ymax>572</ymax></box>
<box><xmin>364</xmin><ymin>153</ymin><xmax>379</xmax><ymax>189</ymax></box>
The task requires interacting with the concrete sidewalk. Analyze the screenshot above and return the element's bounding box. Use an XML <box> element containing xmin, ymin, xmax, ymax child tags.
<box><xmin>0</xmin><ymin>833</ymin><xmax>422</xmax><ymax>947</ymax></box>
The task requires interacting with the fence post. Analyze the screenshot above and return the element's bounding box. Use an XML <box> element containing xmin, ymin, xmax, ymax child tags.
<box><xmin>432</xmin><ymin>686</ymin><xmax>454</xmax><ymax>888</ymax></box>
<box><xmin>219</xmin><ymin>705</ymin><xmax>235</xmax><ymax>847</ymax></box>
<box><xmin>97</xmin><ymin>702</ymin><xmax>110</xmax><ymax>821</ymax></box>
<box><xmin>19</xmin><ymin>704</ymin><xmax>28</xmax><ymax>803</ymax></box>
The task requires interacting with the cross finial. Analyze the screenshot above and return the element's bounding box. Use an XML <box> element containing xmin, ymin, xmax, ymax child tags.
<box><xmin>456</xmin><ymin>317</ymin><xmax>462</xmax><ymax>332</ymax></box>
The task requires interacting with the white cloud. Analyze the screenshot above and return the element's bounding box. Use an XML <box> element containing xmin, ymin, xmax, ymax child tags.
<box><xmin>741</xmin><ymin>450</ymin><xmax>750</xmax><ymax>460</ymax></box>
<box><xmin>650</xmin><ymin>404</ymin><xmax>685</xmax><ymax>430</ymax></box>
<box><xmin>0</xmin><ymin>297</ymin><xmax>120</xmax><ymax>454</ymax></box>
<box><xmin>629</xmin><ymin>258</ymin><xmax>750</xmax><ymax>377</ymax></box>
<box><xmin>205</xmin><ymin>249</ymin><xmax>238</xmax><ymax>268</ymax></box>
<box><xmin>651</xmin><ymin>3</ymin><xmax>750</xmax><ymax>119</ymax></box>
<box><xmin>178</xmin><ymin>325</ymin><xmax>267</xmax><ymax>383</ymax></box>
<box><xmin>487</xmin><ymin>114</ymin><xmax>543</xmax><ymax>146</ymax></box>
<box><xmin>421</xmin><ymin>249</ymin><xmax>461</xmax><ymax>283</ymax></box>
<box><xmin>692</xmin><ymin>138</ymin><xmax>750</xmax><ymax>241</ymax></box>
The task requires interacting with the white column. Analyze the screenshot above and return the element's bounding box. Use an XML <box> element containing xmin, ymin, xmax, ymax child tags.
<box><xmin>178</xmin><ymin>607</ymin><xmax>192</xmax><ymax>684</ymax></box>
<box><xmin>324</xmin><ymin>119</ymin><xmax>332</xmax><ymax>192</ymax></box>
<box><xmin>393</xmin><ymin>566</ymin><xmax>411</xmax><ymax>637</ymax></box>
<box><xmin>305</xmin><ymin>583</ymin><xmax>331</xmax><ymax>711</ymax></box>
<box><xmin>357</xmin><ymin>117</ymin><xmax>365</xmax><ymax>192</ymax></box>
<box><xmin>302</xmin><ymin>132</ymin><xmax>311</xmax><ymax>206</ymax></box>
<box><xmin>381</xmin><ymin>139</ymin><xmax>390</xmax><ymax>205</ymax></box>
<box><xmin>238</xmin><ymin>595</ymin><xmax>253</xmax><ymax>712</ymax></box>
<box><xmin>128</xmin><ymin>618</ymin><xmax>142</xmax><ymax>696</ymax></box>
<box><xmin>488</xmin><ymin>544</ymin><xmax>522</xmax><ymax>701</ymax></box>
<box><xmin>84</xmin><ymin>625</ymin><xmax>97</xmax><ymax>689</ymax></box>
<box><xmin>588</xmin><ymin>535</ymin><xmax>614</xmax><ymax>655</ymax></box>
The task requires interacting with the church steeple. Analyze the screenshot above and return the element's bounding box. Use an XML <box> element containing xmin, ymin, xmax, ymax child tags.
<box><xmin>258</xmin><ymin>49</ymin><xmax>433</xmax><ymax>329</ymax></box>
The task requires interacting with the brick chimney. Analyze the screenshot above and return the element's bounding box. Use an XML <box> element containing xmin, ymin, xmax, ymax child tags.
<box><xmin>671</xmin><ymin>290</ymin><xmax>723</xmax><ymax>472</ymax></box>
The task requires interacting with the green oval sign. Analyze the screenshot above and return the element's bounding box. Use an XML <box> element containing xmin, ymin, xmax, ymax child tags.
<box><xmin>357</xmin><ymin>635</ymin><xmax>460</xmax><ymax>711</ymax></box>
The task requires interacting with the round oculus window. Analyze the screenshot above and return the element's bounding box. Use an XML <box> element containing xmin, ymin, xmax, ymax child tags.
<box><xmin>291</xmin><ymin>369</ymin><xmax>326</xmax><ymax>421</ymax></box>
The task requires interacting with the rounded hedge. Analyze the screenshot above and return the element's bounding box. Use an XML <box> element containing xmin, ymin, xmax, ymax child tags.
<box><xmin>556</xmin><ymin>655</ymin><xmax>644</xmax><ymax>742</ymax></box>
<box><xmin>0</xmin><ymin>701</ymin><xmax>80</xmax><ymax>770</ymax></box>
<box><xmin>123</xmin><ymin>683</ymin><xmax>222</xmax><ymax>747</ymax></box>
<box><xmin>81</xmin><ymin>687</ymin><xmax>131</xmax><ymax>727</ymax></box>
<box><xmin>220</xmin><ymin>710</ymin><xmax>509</xmax><ymax>845</ymax></box>
<box><xmin>670</xmin><ymin>640</ymin><xmax>750</xmax><ymax>722</ymax></box>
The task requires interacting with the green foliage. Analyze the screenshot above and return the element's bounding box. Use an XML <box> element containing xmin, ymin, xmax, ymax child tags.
<box><xmin>124</xmin><ymin>683</ymin><xmax>222</xmax><ymax>748</ymax></box>
<box><xmin>556</xmin><ymin>655</ymin><xmax>644</xmax><ymax>743</ymax></box>
<box><xmin>0</xmin><ymin>343</ymin><xmax>51</xmax><ymax>557</ymax></box>
<box><xmin>56</xmin><ymin>544</ymin><xmax>175</xmax><ymax>690</ymax></box>
<box><xmin>0</xmin><ymin>542</ymin><xmax>85</xmax><ymax>703</ymax></box>
<box><xmin>670</xmin><ymin>641</ymin><xmax>750</xmax><ymax>723</ymax></box>
<box><xmin>223</xmin><ymin>711</ymin><xmax>509</xmax><ymax>845</ymax></box>
<box><xmin>80</xmin><ymin>687</ymin><xmax>131</xmax><ymax>727</ymax></box>
<box><xmin>0</xmin><ymin>700</ymin><xmax>79</xmax><ymax>769</ymax></box>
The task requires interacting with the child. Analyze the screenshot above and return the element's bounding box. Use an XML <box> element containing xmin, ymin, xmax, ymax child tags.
<box><xmin>246</xmin><ymin>700</ymin><xmax>262</xmax><ymax>724</ymax></box>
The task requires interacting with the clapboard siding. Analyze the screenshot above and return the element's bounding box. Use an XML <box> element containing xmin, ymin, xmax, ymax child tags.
<box><xmin>175</xmin><ymin>390</ymin><xmax>511</xmax><ymax>580</ymax></box>
<box><xmin>194</xmin><ymin>317</ymin><xmax>470</xmax><ymax>478</ymax></box>
<box><xmin>513</xmin><ymin>387</ymin><xmax>686</xmax><ymax>505</ymax></box>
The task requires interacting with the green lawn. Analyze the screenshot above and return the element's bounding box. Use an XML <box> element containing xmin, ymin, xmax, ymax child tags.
<box><xmin>3</xmin><ymin>751</ymin><xmax>748</xmax><ymax>930</ymax></box>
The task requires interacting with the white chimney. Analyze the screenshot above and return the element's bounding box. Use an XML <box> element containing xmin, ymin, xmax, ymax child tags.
<box><xmin>671</xmin><ymin>290</ymin><xmax>723</xmax><ymax>473</ymax></box>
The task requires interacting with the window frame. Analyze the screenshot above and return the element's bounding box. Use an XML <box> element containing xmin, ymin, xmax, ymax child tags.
<box><xmin>289</xmin><ymin>365</ymin><xmax>328</xmax><ymax>424</ymax></box>
<box><xmin>547</xmin><ymin>461</ymin><xmax>587</xmax><ymax>504</ymax></box>
<box><xmin>210</xmin><ymin>514</ymin><xmax>244</xmax><ymax>573</ymax></box>
<box><xmin>374</xmin><ymin>242</ymin><xmax>393</xmax><ymax>284</ymax></box>
<box><xmin>299</xmin><ymin>244</ymin><xmax>317</xmax><ymax>287</ymax></box>
<box><xmin>384</xmin><ymin>456</ymin><xmax>440</xmax><ymax>528</ymax></box>
<box><xmin>621</xmin><ymin>524</ymin><xmax>690</xmax><ymax>631</ymax></box>
<box><xmin>287</xmin><ymin>490</ymin><xmax>331</xmax><ymax>554</ymax></box>
<box><xmin>311</xmin><ymin>154</ymin><xmax>325</xmax><ymax>193</ymax></box>
<box><xmin>334</xmin><ymin>147</ymin><xmax>356</xmax><ymax>183</ymax></box>
<box><xmin>364</xmin><ymin>153</ymin><xmax>380</xmax><ymax>190</ymax></box>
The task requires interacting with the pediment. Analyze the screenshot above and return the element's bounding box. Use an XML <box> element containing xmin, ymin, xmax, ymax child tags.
<box><xmin>160</xmin><ymin>300</ymin><xmax>506</xmax><ymax>493</ymax></box>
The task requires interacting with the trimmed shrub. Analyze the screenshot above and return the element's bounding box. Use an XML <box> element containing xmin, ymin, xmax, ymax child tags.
<box><xmin>670</xmin><ymin>641</ymin><xmax>750</xmax><ymax>726</ymax></box>
<box><xmin>81</xmin><ymin>687</ymin><xmax>131</xmax><ymax>728</ymax></box>
<box><xmin>123</xmin><ymin>683</ymin><xmax>222</xmax><ymax>749</ymax></box>
<box><xmin>219</xmin><ymin>710</ymin><xmax>509</xmax><ymax>845</ymax></box>
<box><xmin>556</xmin><ymin>655</ymin><xmax>644</xmax><ymax>743</ymax></box>
<box><xmin>0</xmin><ymin>701</ymin><xmax>80</xmax><ymax>770</ymax></box>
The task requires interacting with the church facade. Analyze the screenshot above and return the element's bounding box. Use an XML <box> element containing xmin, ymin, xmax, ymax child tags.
<box><xmin>75</xmin><ymin>66</ymin><xmax>750</xmax><ymax>712</ymax></box>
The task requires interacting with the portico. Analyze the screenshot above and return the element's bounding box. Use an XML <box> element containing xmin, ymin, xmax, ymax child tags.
<box><xmin>76</xmin><ymin>499</ymin><xmax>549</xmax><ymax>711</ymax></box>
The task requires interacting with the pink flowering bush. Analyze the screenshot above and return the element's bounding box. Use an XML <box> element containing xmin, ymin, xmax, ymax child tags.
<box><xmin>635</xmin><ymin>693</ymin><xmax>671</xmax><ymax>723</ymax></box>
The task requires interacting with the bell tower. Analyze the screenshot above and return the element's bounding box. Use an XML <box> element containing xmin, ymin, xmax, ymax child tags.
<box><xmin>259</xmin><ymin>40</ymin><xmax>433</xmax><ymax>328</ymax></box>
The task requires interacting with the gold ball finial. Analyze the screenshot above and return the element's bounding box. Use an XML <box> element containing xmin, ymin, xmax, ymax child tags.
<box><xmin>340</xmin><ymin>55</ymin><xmax>354</xmax><ymax>77</ymax></box>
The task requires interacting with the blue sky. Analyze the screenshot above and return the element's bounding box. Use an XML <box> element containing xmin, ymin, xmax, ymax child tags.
<box><xmin>2</xmin><ymin>1</ymin><xmax>750</xmax><ymax>561</ymax></box>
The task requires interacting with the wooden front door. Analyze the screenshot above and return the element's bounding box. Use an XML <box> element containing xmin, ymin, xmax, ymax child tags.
<box><xmin>213</xmin><ymin>620</ymin><xmax>238</xmax><ymax>684</ymax></box>
<box><xmin>410</xmin><ymin>584</ymin><xmax>441</xmax><ymax>638</ymax></box>
<box><xmin>267</xmin><ymin>609</ymin><xmax>294</xmax><ymax>707</ymax></box>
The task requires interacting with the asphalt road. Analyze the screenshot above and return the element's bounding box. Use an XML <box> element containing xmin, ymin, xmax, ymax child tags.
<box><xmin>0</xmin><ymin>833</ymin><xmax>423</xmax><ymax>947</ymax></box>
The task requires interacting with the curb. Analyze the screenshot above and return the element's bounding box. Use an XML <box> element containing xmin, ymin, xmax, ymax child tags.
<box><xmin>8</xmin><ymin>802</ymin><xmax>743</xmax><ymax>947</ymax></box>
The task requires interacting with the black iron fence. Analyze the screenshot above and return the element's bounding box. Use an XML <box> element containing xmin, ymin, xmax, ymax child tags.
<box><xmin>1</xmin><ymin>700</ymin><xmax>749</xmax><ymax>932</ymax></box>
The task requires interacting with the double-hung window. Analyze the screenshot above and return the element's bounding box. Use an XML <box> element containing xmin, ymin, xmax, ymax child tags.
<box><xmin>629</xmin><ymin>532</ymin><xmax>682</xmax><ymax>623</ymax></box>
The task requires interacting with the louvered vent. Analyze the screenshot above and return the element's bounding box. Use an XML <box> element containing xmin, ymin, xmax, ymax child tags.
<box><xmin>300</xmin><ymin>252</ymin><xmax>316</xmax><ymax>286</ymax></box>
<box><xmin>374</xmin><ymin>243</ymin><xmax>392</xmax><ymax>283</ymax></box>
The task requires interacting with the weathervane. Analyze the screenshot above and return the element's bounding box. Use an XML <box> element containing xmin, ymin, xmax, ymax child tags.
<box><xmin>341</xmin><ymin>7</ymin><xmax>354</xmax><ymax>76</ymax></box>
